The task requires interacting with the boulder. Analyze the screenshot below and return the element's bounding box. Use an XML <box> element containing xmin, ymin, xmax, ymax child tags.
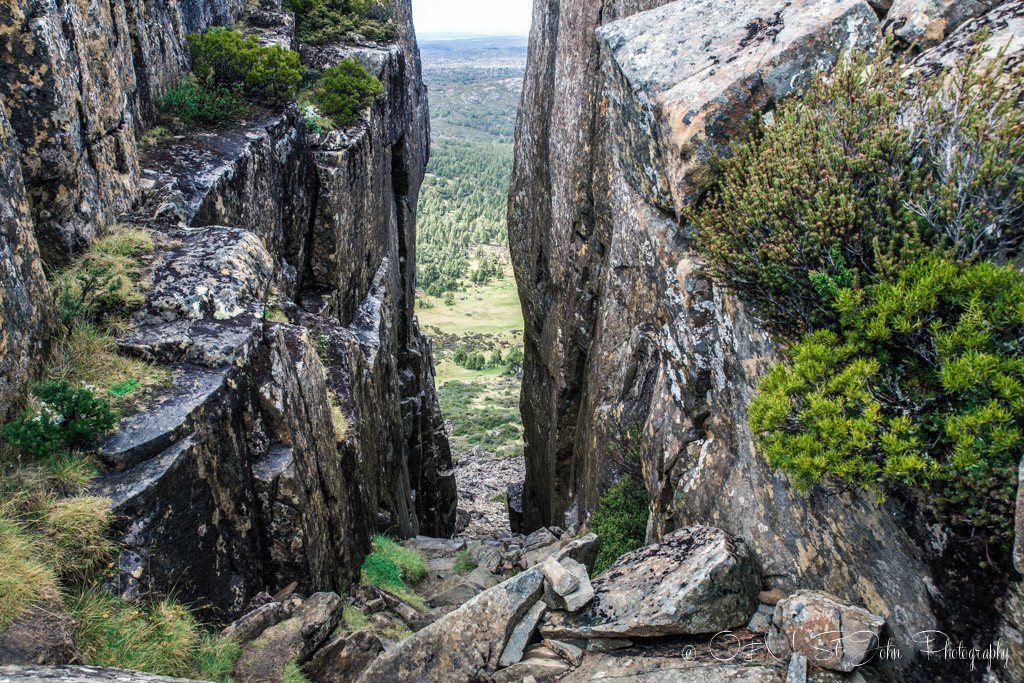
<box><xmin>746</xmin><ymin>604</ymin><xmax>774</xmax><ymax>634</ymax></box>
<box><xmin>767</xmin><ymin>590</ymin><xmax>885</xmax><ymax>673</ymax></box>
<box><xmin>594</xmin><ymin>0</ymin><xmax>881</xmax><ymax>216</ymax></box>
<box><xmin>551</xmin><ymin>533</ymin><xmax>600</xmax><ymax>573</ymax></box>
<box><xmin>234</xmin><ymin>592</ymin><xmax>342</xmax><ymax>683</ymax></box>
<box><xmin>560</xmin><ymin>655</ymin><xmax>783</xmax><ymax>682</ymax></box>
<box><xmin>521</xmin><ymin>541</ymin><xmax>562</xmax><ymax>568</ymax></box>
<box><xmin>0</xmin><ymin>601</ymin><xmax>78</xmax><ymax>665</ymax></box>
<box><xmin>540</xmin><ymin>556</ymin><xmax>579</xmax><ymax>596</ymax></box>
<box><xmin>759</xmin><ymin>590</ymin><xmax>788</xmax><ymax>606</ymax></box>
<box><xmin>356</xmin><ymin>569</ymin><xmax>545</xmax><ymax>681</ymax></box>
<box><xmin>466</xmin><ymin>567</ymin><xmax>499</xmax><ymax>590</ymax></box>
<box><xmin>522</xmin><ymin>527</ymin><xmax>558</xmax><ymax>551</ymax></box>
<box><xmin>542</xmin><ymin>527</ymin><xmax>759</xmax><ymax>639</ymax></box>
<box><xmin>303</xmin><ymin>630</ymin><xmax>383</xmax><ymax>683</ymax></box>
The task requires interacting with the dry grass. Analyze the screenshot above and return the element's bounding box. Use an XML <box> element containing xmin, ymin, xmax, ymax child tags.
<box><xmin>329</xmin><ymin>394</ymin><xmax>349</xmax><ymax>443</ymax></box>
<box><xmin>0</xmin><ymin>513</ymin><xmax>58</xmax><ymax>632</ymax></box>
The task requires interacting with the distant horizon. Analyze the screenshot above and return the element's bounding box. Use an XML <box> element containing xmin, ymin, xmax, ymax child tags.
<box><xmin>418</xmin><ymin>31</ymin><xmax>529</xmax><ymax>41</ymax></box>
<box><xmin>412</xmin><ymin>0</ymin><xmax>532</xmax><ymax>37</ymax></box>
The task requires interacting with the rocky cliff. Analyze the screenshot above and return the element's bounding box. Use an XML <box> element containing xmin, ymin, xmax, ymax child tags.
<box><xmin>0</xmin><ymin>0</ymin><xmax>454</xmax><ymax>623</ymax></box>
<box><xmin>509</xmin><ymin>0</ymin><xmax>1024</xmax><ymax>678</ymax></box>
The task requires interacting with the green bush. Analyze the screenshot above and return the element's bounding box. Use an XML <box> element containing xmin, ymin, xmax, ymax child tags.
<box><xmin>689</xmin><ymin>47</ymin><xmax>1024</xmax><ymax>338</ymax></box>
<box><xmin>3</xmin><ymin>381</ymin><xmax>118</xmax><ymax>460</ymax></box>
<box><xmin>590</xmin><ymin>427</ymin><xmax>648</xmax><ymax>574</ymax></box>
<box><xmin>188</xmin><ymin>28</ymin><xmax>304</xmax><ymax>104</ymax></box>
<box><xmin>750</xmin><ymin>256</ymin><xmax>1024</xmax><ymax>547</ymax></box>
<box><xmin>158</xmin><ymin>77</ymin><xmax>249</xmax><ymax>126</ymax></box>
<box><xmin>292</xmin><ymin>0</ymin><xmax>397</xmax><ymax>45</ymax></box>
<box><xmin>312</xmin><ymin>58</ymin><xmax>384</xmax><ymax>127</ymax></box>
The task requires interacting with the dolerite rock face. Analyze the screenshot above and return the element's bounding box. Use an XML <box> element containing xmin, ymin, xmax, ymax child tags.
<box><xmin>509</xmin><ymin>0</ymin><xmax>1023</xmax><ymax>678</ymax></box>
<box><xmin>0</xmin><ymin>95</ymin><xmax>53</xmax><ymax>420</ymax></box>
<box><xmin>0</xmin><ymin>0</ymin><xmax>246</xmax><ymax>264</ymax></box>
<box><xmin>542</xmin><ymin>527</ymin><xmax>758</xmax><ymax>638</ymax></box>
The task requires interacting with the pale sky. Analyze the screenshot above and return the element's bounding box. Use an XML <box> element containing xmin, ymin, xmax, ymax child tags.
<box><xmin>413</xmin><ymin>0</ymin><xmax>532</xmax><ymax>36</ymax></box>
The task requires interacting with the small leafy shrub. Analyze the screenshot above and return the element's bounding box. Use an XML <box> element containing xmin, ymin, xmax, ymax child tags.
<box><xmin>590</xmin><ymin>427</ymin><xmax>648</xmax><ymax>574</ymax></box>
<box><xmin>158</xmin><ymin>77</ymin><xmax>249</xmax><ymax>127</ymax></box>
<box><xmin>292</xmin><ymin>0</ymin><xmax>397</xmax><ymax>45</ymax></box>
<box><xmin>3</xmin><ymin>381</ymin><xmax>117</xmax><ymax>460</ymax></box>
<box><xmin>689</xmin><ymin>47</ymin><xmax>1024</xmax><ymax>338</ymax></box>
<box><xmin>312</xmin><ymin>58</ymin><xmax>384</xmax><ymax>126</ymax></box>
<box><xmin>188</xmin><ymin>28</ymin><xmax>304</xmax><ymax>103</ymax></box>
<box><xmin>750</xmin><ymin>256</ymin><xmax>1024</xmax><ymax>547</ymax></box>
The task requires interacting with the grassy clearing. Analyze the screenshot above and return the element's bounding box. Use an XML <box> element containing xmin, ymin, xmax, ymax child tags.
<box><xmin>437</xmin><ymin>380</ymin><xmax>522</xmax><ymax>458</ymax></box>
<box><xmin>416</xmin><ymin>270</ymin><xmax>522</xmax><ymax>339</ymax></box>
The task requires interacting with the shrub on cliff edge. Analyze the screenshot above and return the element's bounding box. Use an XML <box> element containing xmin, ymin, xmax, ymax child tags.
<box><xmin>590</xmin><ymin>425</ymin><xmax>648</xmax><ymax>574</ymax></box>
<box><xmin>750</xmin><ymin>256</ymin><xmax>1024</xmax><ymax>549</ymax></box>
<box><xmin>312</xmin><ymin>58</ymin><xmax>384</xmax><ymax>127</ymax></box>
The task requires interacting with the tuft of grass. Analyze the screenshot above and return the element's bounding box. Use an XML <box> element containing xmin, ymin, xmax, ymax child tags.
<box><xmin>68</xmin><ymin>589</ymin><xmax>239</xmax><ymax>680</ymax></box>
<box><xmin>360</xmin><ymin>535</ymin><xmax>426</xmax><ymax>608</ymax></box>
<box><xmin>329</xmin><ymin>394</ymin><xmax>348</xmax><ymax>443</ymax></box>
<box><xmin>139</xmin><ymin>126</ymin><xmax>172</xmax><ymax>147</ymax></box>
<box><xmin>0</xmin><ymin>513</ymin><xmax>58</xmax><ymax>632</ymax></box>
<box><xmin>341</xmin><ymin>603</ymin><xmax>369</xmax><ymax>630</ymax></box>
<box><xmin>52</xmin><ymin>225</ymin><xmax>154</xmax><ymax>327</ymax></box>
<box><xmin>281</xmin><ymin>660</ymin><xmax>309</xmax><ymax>683</ymax></box>
<box><xmin>452</xmin><ymin>545</ymin><xmax>477</xmax><ymax>572</ymax></box>
<box><xmin>40</xmin><ymin>495</ymin><xmax>113</xmax><ymax>583</ymax></box>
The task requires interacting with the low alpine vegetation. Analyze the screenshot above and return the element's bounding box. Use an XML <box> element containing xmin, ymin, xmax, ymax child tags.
<box><xmin>360</xmin><ymin>534</ymin><xmax>426</xmax><ymax>607</ymax></box>
<box><xmin>311</xmin><ymin>58</ymin><xmax>384</xmax><ymax>127</ymax></box>
<box><xmin>290</xmin><ymin>0</ymin><xmax>397</xmax><ymax>45</ymax></box>
<box><xmin>160</xmin><ymin>27</ymin><xmax>304</xmax><ymax>126</ymax></box>
<box><xmin>590</xmin><ymin>425</ymin><xmax>648</xmax><ymax>574</ymax></box>
<box><xmin>691</xmin><ymin>43</ymin><xmax>1024</xmax><ymax>558</ymax></box>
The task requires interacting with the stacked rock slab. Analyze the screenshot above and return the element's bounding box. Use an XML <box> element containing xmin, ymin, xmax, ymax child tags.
<box><xmin>508</xmin><ymin>0</ymin><xmax>1024</xmax><ymax>677</ymax></box>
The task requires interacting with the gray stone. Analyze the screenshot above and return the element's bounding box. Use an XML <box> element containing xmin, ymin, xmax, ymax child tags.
<box><xmin>767</xmin><ymin>591</ymin><xmax>885</xmax><ymax>673</ymax></box>
<box><xmin>542</xmin><ymin>639</ymin><xmax>583</xmax><ymax>666</ymax></box>
<box><xmin>585</xmin><ymin>638</ymin><xmax>632</xmax><ymax>653</ymax></box>
<box><xmin>356</xmin><ymin>569</ymin><xmax>545</xmax><ymax>681</ymax></box>
<box><xmin>220</xmin><ymin>601</ymin><xmax>285</xmax><ymax>646</ymax></box>
<box><xmin>498</xmin><ymin>600</ymin><xmax>548</xmax><ymax>667</ymax></box>
<box><xmin>0</xmin><ymin>666</ymin><xmax>206</xmax><ymax>682</ymax></box>
<box><xmin>786</xmin><ymin>653</ymin><xmax>807</xmax><ymax>683</ymax></box>
<box><xmin>467</xmin><ymin>567</ymin><xmax>499</xmax><ymax>590</ymax></box>
<box><xmin>551</xmin><ymin>533</ymin><xmax>601</xmax><ymax>573</ymax></box>
<box><xmin>540</xmin><ymin>556</ymin><xmax>579</xmax><ymax>596</ymax></box>
<box><xmin>522</xmin><ymin>527</ymin><xmax>558</xmax><ymax>551</ymax></box>
<box><xmin>886</xmin><ymin>0</ymin><xmax>1005</xmax><ymax>47</ymax></box>
<box><xmin>543</xmin><ymin>527</ymin><xmax>759</xmax><ymax>639</ymax></box>
<box><xmin>746</xmin><ymin>604</ymin><xmax>775</xmax><ymax>634</ymax></box>
<box><xmin>560</xmin><ymin>655</ymin><xmax>782</xmax><ymax>682</ymax></box>
<box><xmin>404</xmin><ymin>536</ymin><xmax>466</xmax><ymax>560</ymax></box>
<box><xmin>467</xmin><ymin>544</ymin><xmax>502</xmax><ymax>572</ymax></box>
<box><xmin>521</xmin><ymin>541</ymin><xmax>562</xmax><ymax>568</ymax></box>
<box><xmin>303</xmin><ymin>630</ymin><xmax>382</xmax><ymax>683</ymax></box>
<box><xmin>542</xmin><ymin>557</ymin><xmax>594</xmax><ymax>613</ymax></box>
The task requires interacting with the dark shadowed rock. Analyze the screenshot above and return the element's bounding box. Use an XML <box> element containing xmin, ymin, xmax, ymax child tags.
<box><xmin>542</xmin><ymin>527</ymin><xmax>759</xmax><ymax>639</ymax></box>
<box><xmin>302</xmin><ymin>630</ymin><xmax>382</xmax><ymax>683</ymax></box>
<box><xmin>0</xmin><ymin>600</ymin><xmax>78</xmax><ymax>666</ymax></box>
<box><xmin>0</xmin><ymin>95</ymin><xmax>54</xmax><ymax>420</ymax></box>
<box><xmin>221</xmin><ymin>601</ymin><xmax>286</xmax><ymax>647</ymax></box>
<box><xmin>234</xmin><ymin>592</ymin><xmax>342</xmax><ymax>683</ymax></box>
<box><xmin>356</xmin><ymin>569</ymin><xmax>545</xmax><ymax>681</ymax></box>
<box><xmin>767</xmin><ymin>591</ymin><xmax>885</xmax><ymax>673</ymax></box>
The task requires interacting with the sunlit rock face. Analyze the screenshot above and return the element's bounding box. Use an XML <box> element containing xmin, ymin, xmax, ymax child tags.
<box><xmin>509</xmin><ymin>0</ymin><xmax>1024</xmax><ymax>678</ymax></box>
